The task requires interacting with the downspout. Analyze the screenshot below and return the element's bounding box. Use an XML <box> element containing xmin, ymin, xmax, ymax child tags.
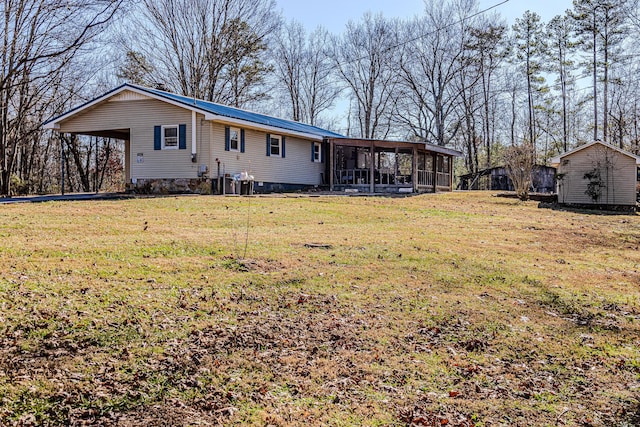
<box><xmin>191</xmin><ymin>111</ymin><xmax>197</xmax><ymax>162</ymax></box>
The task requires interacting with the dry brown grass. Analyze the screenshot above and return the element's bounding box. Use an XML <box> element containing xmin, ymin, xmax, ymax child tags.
<box><xmin>0</xmin><ymin>192</ymin><xmax>639</xmax><ymax>426</ymax></box>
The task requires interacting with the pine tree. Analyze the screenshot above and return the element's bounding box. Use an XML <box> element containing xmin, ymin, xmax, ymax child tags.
<box><xmin>570</xmin><ymin>0</ymin><xmax>629</xmax><ymax>143</ymax></box>
<box><xmin>512</xmin><ymin>11</ymin><xmax>547</xmax><ymax>153</ymax></box>
<box><xmin>547</xmin><ymin>15</ymin><xmax>576</xmax><ymax>152</ymax></box>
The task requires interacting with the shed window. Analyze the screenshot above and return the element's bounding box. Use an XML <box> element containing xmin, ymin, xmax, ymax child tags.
<box><xmin>270</xmin><ymin>135</ymin><xmax>281</xmax><ymax>157</ymax></box>
<box><xmin>162</xmin><ymin>125</ymin><xmax>178</xmax><ymax>149</ymax></box>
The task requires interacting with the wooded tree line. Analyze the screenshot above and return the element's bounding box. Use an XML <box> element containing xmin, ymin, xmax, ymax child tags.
<box><xmin>2</xmin><ymin>0</ymin><xmax>640</xmax><ymax>195</ymax></box>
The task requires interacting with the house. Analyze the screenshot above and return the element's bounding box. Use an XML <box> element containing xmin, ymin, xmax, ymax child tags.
<box><xmin>44</xmin><ymin>84</ymin><xmax>460</xmax><ymax>194</ymax></box>
<box><xmin>458</xmin><ymin>165</ymin><xmax>556</xmax><ymax>193</ymax></box>
<box><xmin>550</xmin><ymin>141</ymin><xmax>640</xmax><ymax>207</ymax></box>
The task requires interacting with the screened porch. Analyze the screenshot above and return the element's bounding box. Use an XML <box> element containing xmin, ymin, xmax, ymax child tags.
<box><xmin>327</xmin><ymin>138</ymin><xmax>460</xmax><ymax>194</ymax></box>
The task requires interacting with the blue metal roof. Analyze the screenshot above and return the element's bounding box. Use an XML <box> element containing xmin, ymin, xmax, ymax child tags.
<box><xmin>132</xmin><ymin>84</ymin><xmax>345</xmax><ymax>138</ymax></box>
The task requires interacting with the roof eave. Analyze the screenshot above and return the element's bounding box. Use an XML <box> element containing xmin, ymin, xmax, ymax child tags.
<box><xmin>555</xmin><ymin>140</ymin><xmax>640</xmax><ymax>164</ymax></box>
<box><xmin>203</xmin><ymin>113</ymin><xmax>324</xmax><ymax>141</ymax></box>
<box><xmin>425</xmin><ymin>143</ymin><xmax>463</xmax><ymax>157</ymax></box>
<box><xmin>46</xmin><ymin>83</ymin><xmax>331</xmax><ymax>141</ymax></box>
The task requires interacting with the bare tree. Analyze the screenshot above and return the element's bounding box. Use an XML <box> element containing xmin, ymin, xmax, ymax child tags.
<box><xmin>397</xmin><ymin>0</ymin><xmax>476</xmax><ymax>146</ymax></box>
<box><xmin>504</xmin><ymin>142</ymin><xmax>535</xmax><ymax>201</ymax></box>
<box><xmin>302</xmin><ymin>28</ymin><xmax>342</xmax><ymax>126</ymax></box>
<box><xmin>273</xmin><ymin>23</ymin><xmax>340</xmax><ymax>125</ymax></box>
<box><xmin>0</xmin><ymin>0</ymin><xmax>123</xmax><ymax>195</ymax></box>
<box><xmin>129</xmin><ymin>0</ymin><xmax>279</xmax><ymax>108</ymax></box>
<box><xmin>273</xmin><ymin>20</ymin><xmax>306</xmax><ymax>122</ymax></box>
<box><xmin>330</xmin><ymin>13</ymin><xmax>398</xmax><ymax>139</ymax></box>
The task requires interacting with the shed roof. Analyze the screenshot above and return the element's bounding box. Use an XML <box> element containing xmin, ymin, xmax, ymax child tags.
<box><xmin>550</xmin><ymin>141</ymin><xmax>640</xmax><ymax>166</ymax></box>
<box><xmin>44</xmin><ymin>83</ymin><xmax>345</xmax><ymax>140</ymax></box>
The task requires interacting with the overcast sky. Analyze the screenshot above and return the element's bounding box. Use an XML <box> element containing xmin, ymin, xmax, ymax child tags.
<box><xmin>275</xmin><ymin>0</ymin><xmax>574</xmax><ymax>33</ymax></box>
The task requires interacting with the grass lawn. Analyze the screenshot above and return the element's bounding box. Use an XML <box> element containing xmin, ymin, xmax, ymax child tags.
<box><xmin>0</xmin><ymin>192</ymin><xmax>639</xmax><ymax>426</ymax></box>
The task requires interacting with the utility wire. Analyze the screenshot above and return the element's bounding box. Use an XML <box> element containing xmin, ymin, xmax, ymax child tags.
<box><xmin>341</xmin><ymin>0</ymin><xmax>511</xmax><ymax>66</ymax></box>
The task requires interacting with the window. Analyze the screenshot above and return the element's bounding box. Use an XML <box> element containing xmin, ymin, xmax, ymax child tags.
<box><xmin>162</xmin><ymin>125</ymin><xmax>178</xmax><ymax>149</ymax></box>
<box><xmin>270</xmin><ymin>134</ymin><xmax>281</xmax><ymax>157</ymax></box>
<box><xmin>313</xmin><ymin>142</ymin><xmax>322</xmax><ymax>162</ymax></box>
<box><xmin>229</xmin><ymin>127</ymin><xmax>240</xmax><ymax>151</ymax></box>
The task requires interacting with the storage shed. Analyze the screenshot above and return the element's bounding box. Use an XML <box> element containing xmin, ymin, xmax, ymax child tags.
<box><xmin>458</xmin><ymin>165</ymin><xmax>556</xmax><ymax>193</ymax></box>
<box><xmin>550</xmin><ymin>141</ymin><xmax>640</xmax><ymax>207</ymax></box>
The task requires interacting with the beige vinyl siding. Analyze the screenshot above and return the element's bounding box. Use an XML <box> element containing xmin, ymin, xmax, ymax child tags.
<box><xmin>209</xmin><ymin>123</ymin><xmax>325</xmax><ymax>185</ymax></box>
<box><xmin>557</xmin><ymin>145</ymin><xmax>637</xmax><ymax>205</ymax></box>
<box><xmin>57</xmin><ymin>97</ymin><xmax>209</xmax><ymax>180</ymax></box>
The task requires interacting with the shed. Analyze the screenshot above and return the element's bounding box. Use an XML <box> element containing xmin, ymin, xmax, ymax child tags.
<box><xmin>550</xmin><ymin>141</ymin><xmax>640</xmax><ymax>207</ymax></box>
<box><xmin>458</xmin><ymin>165</ymin><xmax>556</xmax><ymax>193</ymax></box>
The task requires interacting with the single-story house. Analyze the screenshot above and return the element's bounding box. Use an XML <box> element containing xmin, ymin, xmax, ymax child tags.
<box><xmin>550</xmin><ymin>141</ymin><xmax>640</xmax><ymax>207</ymax></box>
<box><xmin>458</xmin><ymin>165</ymin><xmax>556</xmax><ymax>193</ymax></box>
<box><xmin>44</xmin><ymin>84</ymin><xmax>461</xmax><ymax>194</ymax></box>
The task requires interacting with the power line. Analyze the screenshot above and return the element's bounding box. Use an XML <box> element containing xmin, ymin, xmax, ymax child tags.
<box><xmin>341</xmin><ymin>0</ymin><xmax>511</xmax><ymax>65</ymax></box>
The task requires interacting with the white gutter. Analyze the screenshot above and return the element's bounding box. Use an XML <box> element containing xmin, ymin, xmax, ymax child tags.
<box><xmin>191</xmin><ymin>111</ymin><xmax>197</xmax><ymax>158</ymax></box>
<box><xmin>204</xmin><ymin>113</ymin><xmax>323</xmax><ymax>141</ymax></box>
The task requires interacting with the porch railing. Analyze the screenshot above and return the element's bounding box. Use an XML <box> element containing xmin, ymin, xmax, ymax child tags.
<box><xmin>334</xmin><ymin>168</ymin><xmax>370</xmax><ymax>185</ymax></box>
<box><xmin>417</xmin><ymin>170</ymin><xmax>434</xmax><ymax>187</ymax></box>
<box><xmin>436</xmin><ymin>172</ymin><xmax>450</xmax><ymax>187</ymax></box>
<box><xmin>335</xmin><ymin>168</ymin><xmax>445</xmax><ymax>188</ymax></box>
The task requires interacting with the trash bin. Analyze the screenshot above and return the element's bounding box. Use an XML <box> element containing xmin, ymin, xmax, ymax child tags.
<box><xmin>240</xmin><ymin>180</ymin><xmax>254</xmax><ymax>195</ymax></box>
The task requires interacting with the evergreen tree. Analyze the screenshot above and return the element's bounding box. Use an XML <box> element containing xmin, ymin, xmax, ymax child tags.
<box><xmin>547</xmin><ymin>15</ymin><xmax>576</xmax><ymax>151</ymax></box>
<box><xmin>512</xmin><ymin>11</ymin><xmax>547</xmax><ymax>153</ymax></box>
<box><xmin>570</xmin><ymin>0</ymin><xmax>629</xmax><ymax>142</ymax></box>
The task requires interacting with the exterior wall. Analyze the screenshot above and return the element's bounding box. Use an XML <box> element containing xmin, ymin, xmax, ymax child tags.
<box><xmin>55</xmin><ymin>91</ymin><xmax>325</xmax><ymax>191</ymax></box>
<box><xmin>57</xmin><ymin>96</ymin><xmax>208</xmax><ymax>180</ymax></box>
<box><xmin>209</xmin><ymin>122</ymin><xmax>325</xmax><ymax>186</ymax></box>
<box><xmin>557</xmin><ymin>145</ymin><xmax>637</xmax><ymax>206</ymax></box>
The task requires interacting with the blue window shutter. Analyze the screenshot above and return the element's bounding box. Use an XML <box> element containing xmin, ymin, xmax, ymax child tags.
<box><xmin>154</xmin><ymin>126</ymin><xmax>161</xmax><ymax>150</ymax></box>
<box><xmin>240</xmin><ymin>129</ymin><xmax>245</xmax><ymax>153</ymax></box>
<box><xmin>266</xmin><ymin>133</ymin><xmax>271</xmax><ymax>157</ymax></box>
<box><xmin>282</xmin><ymin>136</ymin><xmax>286</xmax><ymax>158</ymax></box>
<box><xmin>224</xmin><ymin>127</ymin><xmax>230</xmax><ymax>151</ymax></box>
<box><xmin>311</xmin><ymin>142</ymin><xmax>315</xmax><ymax>162</ymax></box>
<box><xmin>178</xmin><ymin>124</ymin><xmax>186</xmax><ymax>149</ymax></box>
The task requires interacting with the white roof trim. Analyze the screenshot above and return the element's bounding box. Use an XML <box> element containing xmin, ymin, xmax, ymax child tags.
<box><xmin>45</xmin><ymin>84</ymin><xmax>323</xmax><ymax>141</ymax></box>
<box><xmin>550</xmin><ymin>141</ymin><xmax>640</xmax><ymax>166</ymax></box>
<box><xmin>45</xmin><ymin>85</ymin><xmax>212</xmax><ymax>128</ymax></box>
<box><xmin>204</xmin><ymin>114</ymin><xmax>323</xmax><ymax>141</ymax></box>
